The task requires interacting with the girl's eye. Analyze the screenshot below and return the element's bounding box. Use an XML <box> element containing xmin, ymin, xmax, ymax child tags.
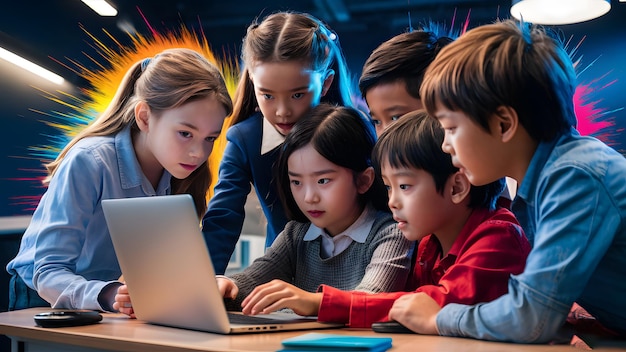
<box><xmin>205</xmin><ymin>136</ymin><xmax>217</xmax><ymax>142</ymax></box>
<box><xmin>293</xmin><ymin>92</ymin><xmax>305</xmax><ymax>99</ymax></box>
<box><xmin>179</xmin><ymin>131</ymin><xmax>192</xmax><ymax>138</ymax></box>
<box><xmin>384</xmin><ymin>184</ymin><xmax>391</xmax><ymax>191</ymax></box>
<box><xmin>391</xmin><ymin>115</ymin><xmax>401</xmax><ymax>121</ymax></box>
<box><xmin>262</xmin><ymin>94</ymin><xmax>273</xmax><ymax>100</ymax></box>
<box><xmin>371</xmin><ymin>119</ymin><xmax>381</xmax><ymax>126</ymax></box>
<box><xmin>399</xmin><ymin>184</ymin><xmax>410</xmax><ymax>190</ymax></box>
<box><xmin>318</xmin><ymin>178</ymin><xmax>330</xmax><ymax>185</ymax></box>
<box><xmin>290</xmin><ymin>179</ymin><xmax>300</xmax><ymax>186</ymax></box>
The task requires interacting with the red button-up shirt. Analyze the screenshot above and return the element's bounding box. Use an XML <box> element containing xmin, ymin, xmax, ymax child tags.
<box><xmin>317</xmin><ymin>207</ymin><xmax>531</xmax><ymax>328</ymax></box>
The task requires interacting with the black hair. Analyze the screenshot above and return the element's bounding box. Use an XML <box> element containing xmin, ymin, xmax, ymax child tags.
<box><xmin>359</xmin><ymin>29</ymin><xmax>454</xmax><ymax>100</ymax></box>
<box><xmin>276</xmin><ymin>103</ymin><xmax>388</xmax><ymax>222</ymax></box>
<box><xmin>373</xmin><ymin>110</ymin><xmax>505</xmax><ymax>210</ymax></box>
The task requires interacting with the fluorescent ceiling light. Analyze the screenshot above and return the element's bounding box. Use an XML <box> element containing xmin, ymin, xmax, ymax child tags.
<box><xmin>511</xmin><ymin>0</ymin><xmax>611</xmax><ymax>25</ymax></box>
<box><xmin>81</xmin><ymin>0</ymin><xmax>118</xmax><ymax>17</ymax></box>
<box><xmin>0</xmin><ymin>46</ymin><xmax>65</xmax><ymax>85</ymax></box>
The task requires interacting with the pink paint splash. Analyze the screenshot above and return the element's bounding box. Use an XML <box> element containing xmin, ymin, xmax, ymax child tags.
<box><xmin>575</xmin><ymin>83</ymin><xmax>612</xmax><ymax>135</ymax></box>
<box><xmin>574</xmin><ymin>76</ymin><xmax>621</xmax><ymax>148</ymax></box>
<box><xmin>569</xmin><ymin>36</ymin><xmax>622</xmax><ymax>149</ymax></box>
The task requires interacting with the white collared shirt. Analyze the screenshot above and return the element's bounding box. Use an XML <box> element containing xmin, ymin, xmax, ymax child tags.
<box><xmin>261</xmin><ymin>117</ymin><xmax>285</xmax><ymax>155</ymax></box>
<box><xmin>303</xmin><ymin>204</ymin><xmax>376</xmax><ymax>259</ymax></box>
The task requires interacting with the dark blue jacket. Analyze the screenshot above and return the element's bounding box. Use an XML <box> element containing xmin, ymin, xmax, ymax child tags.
<box><xmin>202</xmin><ymin>113</ymin><xmax>289</xmax><ymax>274</ymax></box>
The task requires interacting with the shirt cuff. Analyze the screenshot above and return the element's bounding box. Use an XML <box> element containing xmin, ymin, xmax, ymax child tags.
<box><xmin>317</xmin><ymin>285</ymin><xmax>351</xmax><ymax>324</ymax></box>
<box><xmin>436</xmin><ymin>302</ymin><xmax>466</xmax><ymax>337</ymax></box>
<box><xmin>348</xmin><ymin>292</ymin><xmax>372</xmax><ymax>328</ymax></box>
<box><xmin>97</xmin><ymin>281</ymin><xmax>123</xmax><ymax>312</ymax></box>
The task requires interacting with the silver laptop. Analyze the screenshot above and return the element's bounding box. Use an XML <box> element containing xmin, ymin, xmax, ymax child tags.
<box><xmin>102</xmin><ymin>194</ymin><xmax>343</xmax><ymax>334</ymax></box>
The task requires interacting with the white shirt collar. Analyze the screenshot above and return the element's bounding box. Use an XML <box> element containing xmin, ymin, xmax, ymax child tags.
<box><xmin>303</xmin><ymin>204</ymin><xmax>377</xmax><ymax>258</ymax></box>
<box><xmin>261</xmin><ymin>117</ymin><xmax>285</xmax><ymax>155</ymax></box>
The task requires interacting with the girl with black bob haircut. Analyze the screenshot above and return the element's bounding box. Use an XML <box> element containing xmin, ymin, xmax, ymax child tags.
<box><xmin>213</xmin><ymin>103</ymin><xmax>412</xmax><ymax>316</ymax></box>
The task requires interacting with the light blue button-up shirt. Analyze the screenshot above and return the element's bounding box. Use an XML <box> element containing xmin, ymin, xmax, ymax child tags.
<box><xmin>7</xmin><ymin>126</ymin><xmax>172</xmax><ymax>311</ymax></box>
<box><xmin>437</xmin><ymin>129</ymin><xmax>626</xmax><ymax>342</ymax></box>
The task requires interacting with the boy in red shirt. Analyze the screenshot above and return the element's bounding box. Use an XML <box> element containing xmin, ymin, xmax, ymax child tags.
<box><xmin>222</xmin><ymin>111</ymin><xmax>529</xmax><ymax>327</ymax></box>
<box><xmin>316</xmin><ymin>111</ymin><xmax>530</xmax><ymax>328</ymax></box>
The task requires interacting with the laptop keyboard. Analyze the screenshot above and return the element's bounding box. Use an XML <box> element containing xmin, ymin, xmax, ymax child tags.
<box><xmin>227</xmin><ymin>312</ymin><xmax>310</xmax><ymax>325</ymax></box>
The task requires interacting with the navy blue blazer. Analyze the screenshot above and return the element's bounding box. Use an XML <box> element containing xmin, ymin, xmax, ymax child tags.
<box><xmin>201</xmin><ymin>113</ymin><xmax>289</xmax><ymax>274</ymax></box>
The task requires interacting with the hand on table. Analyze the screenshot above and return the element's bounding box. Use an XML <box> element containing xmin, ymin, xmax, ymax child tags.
<box><xmin>388</xmin><ymin>292</ymin><xmax>441</xmax><ymax>335</ymax></box>
<box><xmin>113</xmin><ymin>284</ymin><xmax>135</xmax><ymax>318</ymax></box>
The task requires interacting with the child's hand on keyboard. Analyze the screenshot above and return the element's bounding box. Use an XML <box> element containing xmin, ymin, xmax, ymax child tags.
<box><xmin>216</xmin><ymin>276</ymin><xmax>239</xmax><ymax>300</ymax></box>
<box><xmin>241</xmin><ymin>279</ymin><xmax>322</xmax><ymax>317</ymax></box>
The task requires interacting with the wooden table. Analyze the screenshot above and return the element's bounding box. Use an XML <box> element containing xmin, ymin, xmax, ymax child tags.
<box><xmin>0</xmin><ymin>308</ymin><xmax>617</xmax><ymax>352</ymax></box>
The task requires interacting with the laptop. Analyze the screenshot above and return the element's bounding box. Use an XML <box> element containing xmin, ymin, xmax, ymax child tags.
<box><xmin>102</xmin><ymin>194</ymin><xmax>343</xmax><ymax>334</ymax></box>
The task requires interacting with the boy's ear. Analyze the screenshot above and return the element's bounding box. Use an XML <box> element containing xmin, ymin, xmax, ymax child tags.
<box><xmin>321</xmin><ymin>69</ymin><xmax>335</xmax><ymax>97</ymax></box>
<box><xmin>449</xmin><ymin>171</ymin><xmax>471</xmax><ymax>205</ymax></box>
<box><xmin>356</xmin><ymin>166</ymin><xmax>375</xmax><ymax>195</ymax></box>
<box><xmin>492</xmin><ymin>105</ymin><xmax>519</xmax><ymax>143</ymax></box>
<box><xmin>135</xmin><ymin>101</ymin><xmax>151</xmax><ymax>132</ymax></box>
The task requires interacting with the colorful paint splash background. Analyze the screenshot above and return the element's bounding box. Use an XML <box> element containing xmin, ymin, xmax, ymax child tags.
<box><xmin>11</xmin><ymin>12</ymin><xmax>623</xmax><ymax>212</ymax></box>
<box><xmin>19</xmin><ymin>13</ymin><xmax>239</xmax><ymax>211</ymax></box>
<box><xmin>568</xmin><ymin>36</ymin><xmax>623</xmax><ymax>145</ymax></box>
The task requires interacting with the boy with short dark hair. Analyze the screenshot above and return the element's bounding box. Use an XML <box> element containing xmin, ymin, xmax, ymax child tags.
<box><xmin>392</xmin><ymin>19</ymin><xmax>626</xmax><ymax>343</ymax></box>
<box><xmin>359</xmin><ymin>29</ymin><xmax>453</xmax><ymax>137</ymax></box>
<box><xmin>360</xmin><ymin>28</ymin><xmax>515</xmax><ymax>206</ymax></box>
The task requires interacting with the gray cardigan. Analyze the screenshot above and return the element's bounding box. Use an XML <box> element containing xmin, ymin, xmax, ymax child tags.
<box><xmin>227</xmin><ymin>211</ymin><xmax>412</xmax><ymax>310</ymax></box>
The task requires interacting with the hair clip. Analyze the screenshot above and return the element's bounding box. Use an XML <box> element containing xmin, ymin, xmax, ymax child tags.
<box><xmin>140</xmin><ymin>58</ymin><xmax>151</xmax><ymax>72</ymax></box>
<box><xmin>317</xmin><ymin>21</ymin><xmax>338</xmax><ymax>43</ymax></box>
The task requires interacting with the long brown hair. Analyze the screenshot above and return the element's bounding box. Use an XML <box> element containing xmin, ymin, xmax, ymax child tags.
<box><xmin>45</xmin><ymin>48</ymin><xmax>233</xmax><ymax>217</ymax></box>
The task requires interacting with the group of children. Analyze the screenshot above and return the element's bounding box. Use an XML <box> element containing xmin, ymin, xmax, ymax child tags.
<box><xmin>6</xmin><ymin>9</ymin><xmax>626</xmax><ymax>345</ymax></box>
